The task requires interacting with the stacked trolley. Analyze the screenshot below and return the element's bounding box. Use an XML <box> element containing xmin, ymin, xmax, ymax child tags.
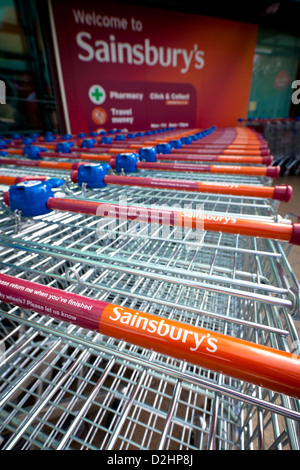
<box><xmin>0</xmin><ymin>125</ymin><xmax>299</xmax><ymax>451</ymax></box>
<box><xmin>241</xmin><ymin>117</ymin><xmax>300</xmax><ymax>175</ymax></box>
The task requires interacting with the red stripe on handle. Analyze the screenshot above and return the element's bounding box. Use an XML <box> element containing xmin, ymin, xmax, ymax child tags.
<box><xmin>157</xmin><ymin>154</ymin><xmax>270</xmax><ymax>164</ymax></box>
<box><xmin>0</xmin><ymin>273</ymin><xmax>106</xmax><ymax>331</ymax></box>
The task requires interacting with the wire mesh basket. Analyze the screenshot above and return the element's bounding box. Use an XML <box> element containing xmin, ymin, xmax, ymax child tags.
<box><xmin>0</xmin><ymin>128</ymin><xmax>299</xmax><ymax>451</ymax></box>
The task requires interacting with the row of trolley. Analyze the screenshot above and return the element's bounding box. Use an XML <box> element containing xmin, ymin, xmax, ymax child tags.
<box><xmin>0</xmin><ymin>124</ymin><xmax>299</xmax><ymax>450</ymax></box>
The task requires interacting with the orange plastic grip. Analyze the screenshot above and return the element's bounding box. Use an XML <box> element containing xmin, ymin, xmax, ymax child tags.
<box><xmin>177</xmin><ymin>212</ymin><xmax>294</xmax><ymax>242</ymax></box>
<box><xmin>196</xmin><ymin>183</ymin><xmax>292</xmax><ymax>201</ymax></box>
<box><xmin>216</xmin><ymin>156</ymin><xmax>267</xmax><ymax>164</ymax></box>
<box><xmin>46</xmin><ymin>198</ymin><xmax>300</xmax><ymax>244</ymax></box>
<box><xmin>79</xmin><ymin>153</ymin><xmax>111</xmax><ymax>161</ymax></box>
<box><xmin>0</xmin><ymin>175</ymin><xmax>47</xmax><ymax>185</ymax></box>
<box><xmin>38</xmin><ymin>161</ymin><xmax>73</xmax><ymax>170</ymax></box>
<box><xmin>5</xmin><ymin>149</ymin><xmax>23</xmax><ymax>155</ymax></box>
<box><xmin>0</xmin><ymin>176</ymin><xmax>18</xmax><ymax>185</ymax></box>
<box><xmin>226</xmin><ymin>144</ymin><xmax>264</xmax><ymax>150</ymax></box>
<box><xmin>196</xmin><ymin>182</ymin><xmax>275</xmax><ymax>199</ymax></box>
<box><xmin>108</xmin><ymin>148</ymin><xmax>127</xmax><ymax>153</ymax></box>
<box><xmin>210</xmin><ymin>165</ymin><xmax>279</xmax><ymax>177</ymax></box>
<box><xmin>223</xmin><ymin>149</ymin><xmax>264</xmax><ymax>156</ymax></box>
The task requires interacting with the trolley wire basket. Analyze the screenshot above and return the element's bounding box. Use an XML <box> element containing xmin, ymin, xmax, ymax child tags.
<box><xmin>0</xmin><ymin>125</ymin><xmax>300</xmax><ymax>451</ymax></box>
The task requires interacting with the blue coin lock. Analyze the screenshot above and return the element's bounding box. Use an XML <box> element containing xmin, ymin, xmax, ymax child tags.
<box><xmin>139</xmin><ymin>147</ymin><xmax>157</xmax><ymax>162</ymax></box>
<box><xmin>115</xmin><ymin>153</ymin><xmax>139</xmax><ymax>173</ymax></box>
<box><xmin>56</xmin><ymin>142</ymin><xmax>73</xmax><ymax>153</ymax></box>
<box><xmin>22</xmin><ymin>137</ymin><xmax>35</xmax><ymax>145</ymax></box>
<box><xmin>44</xmin><ymin>134</ymin><xmax>56</xmax><ymax>142</ymax></box>
<box><xmin>181</xmin><ymin>136</ymin><xmax>193</xmax><ymax>145</ymax></box>
<box><xmin>156</xmin><ymin>143</ymin><xmax>172</xmax><ymax>154</ymax></box>
<box><xmin>81</xmin><ymin>138</ymin><xmax>96</xmax><ymax>148</ymax></box>
<box><xmin>77</xmin><ymin>163</ymin><xmax>111</xmax><ymax>189</ymax></box>
<box><xmin>9</xmin><ymin>178</ymin><xmax>64</xmax><ymax>217</ymax></box>
<box><xmin>101</xmin><ymin>136</ymin><xmax>113</xmax><ymax>144</ymax></box>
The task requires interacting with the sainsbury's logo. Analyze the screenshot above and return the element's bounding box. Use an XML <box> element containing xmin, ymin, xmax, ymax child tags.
<box><xmin>76</xmin><ymin>32</ymin><xmax>205</xmax><ymax>74</ymax></box>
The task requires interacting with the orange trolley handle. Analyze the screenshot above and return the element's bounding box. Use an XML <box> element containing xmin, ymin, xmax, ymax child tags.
<box><xmin>70</xmin><ymin>171</ymin><xmax>293</xmax><ymax>203</ymax></box>
<box><xmin>0</xmin><ymin>272</ymin><xmax>299</xmax><ymax>399</ymax></box>
<box><xmin>0</xmin><ymin>157</ymin><xmax>83</xmax><ymax>171</ymax></box>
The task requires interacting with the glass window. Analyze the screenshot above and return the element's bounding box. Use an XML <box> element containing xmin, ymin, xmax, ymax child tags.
<box><xmin>0</xmin><ymin>0</ymin><xmax>59</xmax><ymax>135</ymax></box>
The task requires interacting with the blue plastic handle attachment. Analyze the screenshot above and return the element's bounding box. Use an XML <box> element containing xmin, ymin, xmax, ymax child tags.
<box><xmin>156</xmin><ymin>143</ymin><xmax>172</xmax><ymax>154</ymax></box>
<box><xmin>24</xmin><ymin>145</ymin><xmax>47</xmax><ymax>159</ymax></box>
<box><xmin>81</xmin><ymin>139</ymin><xmax>96</xmax><ymax>148</ymax></box>
<box><xmin>115</xmin><ymin>153</ymin><xmax>139</xmax><ymax>173</ymax></box>
<box><xmin>56</xmin><ymin>142</ymin><xmax>74</xmax><ymax>153</ymax></box>
<box><xmin>9</xmin><ymin>178</ymin><xmax>65</xmax><ymax>217</ymax></box>
<box><xmin>139</xmin><ymin>147</ymin><xmax>157</xmax><ymax>162</ymax></box>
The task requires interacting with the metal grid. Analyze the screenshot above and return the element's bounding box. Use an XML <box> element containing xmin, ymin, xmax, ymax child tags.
<box><xmin>0</xmin><ymin>159</ymin><xmax>299</xmax><ymax>450</ymax></box>
<box><xmin>0</xmin><ymin>164</ymin><xmax>280</xmax><ymax>221</ymax></box>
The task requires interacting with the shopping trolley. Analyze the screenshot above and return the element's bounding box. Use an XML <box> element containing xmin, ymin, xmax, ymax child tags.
<box><xmin>0</xmin><ymin>127</ymin><xmax>299</xmax><ymax>451</ymax></box>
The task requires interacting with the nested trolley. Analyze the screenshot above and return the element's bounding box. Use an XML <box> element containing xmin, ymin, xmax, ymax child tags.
<box><xmin>0</xmin><ymin>129</ymin><xmax>299</xmax><ymax>451</ymax></box>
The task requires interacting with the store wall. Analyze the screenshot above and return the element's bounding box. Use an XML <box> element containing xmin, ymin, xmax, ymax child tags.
<box><xmin>48</xmin><ymin>0</ymin><xmax>258</xmax><ymax>134</ymax></box>
<box><xmin>1</xmin><ymin>1</ymin><xmax>300</xmax><ymax>135</ymax></box>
